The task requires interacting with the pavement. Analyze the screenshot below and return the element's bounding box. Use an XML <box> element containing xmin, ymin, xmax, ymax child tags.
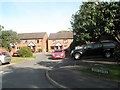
<box><xmin>46</xmin><ymin>56</ymin><xmax>120</xmax><ymax>89</ymax></box>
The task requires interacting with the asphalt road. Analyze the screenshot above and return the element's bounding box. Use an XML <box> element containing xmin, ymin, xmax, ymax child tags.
<box><xmin>1</xmin><ymin>54</ymin><xmax>62</xmax><ymax>88</ymax></box>
<box><xmin>1</xmin><ymin>53</ymin><xmax>118</xmax><ymax>89</ymax></box>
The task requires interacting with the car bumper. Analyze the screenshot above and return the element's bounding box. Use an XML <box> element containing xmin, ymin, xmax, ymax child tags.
<box><xmin>13</xmin><ymin>54</ymin><xmax>18</xmax><ymax>57</ymax></box>
<box><xmin>2</xmin><ymin>58</ymin><xmax>11</xmax><ymax>63</ymax></box>
<box><xmin>52</xmin><ymin>55</ymin><xmax>64</xmax><ymax>59</ymax></box>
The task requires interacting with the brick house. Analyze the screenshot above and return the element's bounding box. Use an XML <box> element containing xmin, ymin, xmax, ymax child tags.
<box><xmin>15</xmin><ymin>32</ymin><xmax>48</xmax><ymax>53</ymax></box>
<box><xmin>48</xmin><ymin>32</ymin><xmax>73</xmax><ymax>52</ymax></box>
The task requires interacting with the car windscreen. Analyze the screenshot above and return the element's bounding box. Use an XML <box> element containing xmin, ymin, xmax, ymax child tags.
<box><xmin>54</xmin><ymin>50</ymin><xmax>63</xmax><ymax>52</ymax></box>
<box><xmin>2</xmin><ymin>52</ymin><xmax>10</xmax><ymax>56</ymax></box>
<box><xmin>83</xmin><ymin>44</ymin><xmax>92</xmax><ymax>49</ymax></box>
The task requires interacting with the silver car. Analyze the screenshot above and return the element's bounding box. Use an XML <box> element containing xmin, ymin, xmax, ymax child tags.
<box><xmin>0</xmin><ymin>52</ymin><xmax>11</xmax><ymax>65</ymax></box>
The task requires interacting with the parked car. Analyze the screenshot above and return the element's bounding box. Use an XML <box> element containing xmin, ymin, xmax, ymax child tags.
<box><xmin>52</xmin><ymin>49</ymin><xmax>66</xmax><ymax>59</ymax></box>
<box><xmin>0</xmin><ymin>52</ymin><xmax>11</xmax><ymax>65</ymax></box>
<box><xmin>12</xmin><ymin>50</ymin><xmax>20</xmax><ymax>57</ymax></box>
<box><xmin>72</xmin><ymin>40</ymin><xmax>118</xmax><ymax>60</ymax></box>
<box><xmin>70</xmin><ymin>44</ymin><xmax>86</xmax><ymax>57</ymax></box>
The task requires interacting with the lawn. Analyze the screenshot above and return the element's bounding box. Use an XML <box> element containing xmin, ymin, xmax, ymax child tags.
<box><xmin>81</xmin><ymin>64</ymin><xmax>120</xmax><ymax>81</ymax></box>
<box><xmin>11</xmin><ymin>56</ymin><xmax>36</xmax><ymax>63</ymax></box>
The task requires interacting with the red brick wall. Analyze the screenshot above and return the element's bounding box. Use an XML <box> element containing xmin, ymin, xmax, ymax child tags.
<box><xmin>48</xmin><ymin>39</ymin><xmax>73</xmax><ymax>52</ymax></box>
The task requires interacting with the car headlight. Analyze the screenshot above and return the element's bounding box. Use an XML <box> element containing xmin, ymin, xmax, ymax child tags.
<box><xmin>80</xmin><ymin>51</ymin><xmax>83</xmax><ymax>54</ymax></box>
<box><xmin>71</xmin><ymin>50</ymin><xmax>74</xmax><ymax>54</ymax></box>
<box><xmin>61</xmin><ymin>53</ymin><xmax>64</xmax><ymax>56</ymax></box>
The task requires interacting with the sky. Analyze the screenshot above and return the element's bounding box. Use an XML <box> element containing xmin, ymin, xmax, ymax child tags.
<box><xmin>0</xmin><ymin>0</ymin><xmax>82</xmax><ymax>34</ymax></box>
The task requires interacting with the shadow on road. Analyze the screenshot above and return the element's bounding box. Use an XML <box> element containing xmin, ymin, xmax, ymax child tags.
<box><xmin>2</xmin><ymin>65</ymin><xmax>54</xmax><ymax>88</ymax></box>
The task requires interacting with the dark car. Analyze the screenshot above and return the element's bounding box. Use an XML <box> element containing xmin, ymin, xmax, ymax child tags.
<box><xmin>72</xmin><ymin>40</ymin><xmax>118</xmax><ymax>60</ymax></box>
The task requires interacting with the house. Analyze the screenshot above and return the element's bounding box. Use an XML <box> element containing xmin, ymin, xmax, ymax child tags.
<box><xmin>48</xmin><ymin>32</ymin><xmax>73</xmax><ymax>52</ymax></box>
<box><xmin>15</xmin><ymin>32</ymin><xmax>48</xmax><ymax>53</ymax></box>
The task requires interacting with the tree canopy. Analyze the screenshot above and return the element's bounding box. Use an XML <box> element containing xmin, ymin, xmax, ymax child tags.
<box><xmin>71</xmin><ymin>2</ymin><xmax>120</xmax><ymax>45</ymax></box>
<box><xmin>0</xmin><ymin>25</ymin><xmax>20</xmax><ymax>51</ymax></box>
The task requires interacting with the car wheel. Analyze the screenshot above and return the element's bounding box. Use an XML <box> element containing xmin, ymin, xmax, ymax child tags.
<box><xmin>0</xmin><ymin>61</ymin><xmax>2</xmax><ymax>66</ymax></box>
<box><xmin>74</xmin><ymin>53</ymin><xmax>81</xmax><ymax>60</ymax></box>
<box><xmin>104</xmin><ymin>52</ymin><xmax>111</xmax><ymax>58</ymax></box>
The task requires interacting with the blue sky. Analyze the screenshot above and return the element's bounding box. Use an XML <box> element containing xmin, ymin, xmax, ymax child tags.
<box><xmin>0</xmin><ymin>1</ymin><xmax>82</xmax><ymax>34</ymax></box>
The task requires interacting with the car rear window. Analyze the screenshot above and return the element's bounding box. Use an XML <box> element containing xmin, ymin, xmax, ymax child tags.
<box><xmin>103</xmin><ymin>42</ymin><xmax>115</xmax><ymax>47</ymax></box>
<box><xmin>54</xmin><ymin>50</ymin><xmax>63</xmax><ymax>52</ymax></box>
<box><xmin>2</xmin><ymin>52</ymin><xmax>10</xmax><ymax>56</ymax></box>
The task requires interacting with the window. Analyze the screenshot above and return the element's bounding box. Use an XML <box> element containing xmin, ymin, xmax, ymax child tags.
<box><xmin>63</xmin><ymin>40</ymin><xmax>68</xmax><ymax>43</ymax></box>
<box><xmin>64</xmin><ymin>45</ymin><xmax>68</xmax><ymax>49</ymax></box>
<box><xmin>40</xmin><ymin>39</ymin><xmax>42</xmax><ymax>42</ymax></box>
<box><xmin>93</xmin><ymin>43</ymin><xmax>102</xmax><ymax>49</ymax></box>
<box><xmin>52</xmin><ymin>40</ymin><xmax>56</xmax><ymax>43</ymax></box>
<box><xmin>17</xmin><ymin>47</ymin><xmax>21</xmax><ymax>49</ymax></box>
<box><xmin>84</xmin><ymin>44</ymin><xmax>92</xmax><ymax>49</ymax></box>
<box><xmin>103</xmin><ymin>42</ymin><xmax>115</xmax><ymax>47</ymax></box>
<box><xmin>23</xmin><ymin>40</ymin><xmax>27</xmax><ymax>44</ymax></box>
<box><xmin>36</xmin><ymin>40</ymin><xmax>39</xmax><ymax>43</ymax></box>
<box><xmin>71</xmin><ymin>39</ymin><xmax>73</xmax><ymax>42</ymax></box>
<box><xmin>54</xmin><ymin>50</ymin><xmax>63</xmax><ymax>52</ymax></box>
<box><xmin>51</xmin><ymin>46</ymin><xmax>54</xmax><ymax>49</ymax></box>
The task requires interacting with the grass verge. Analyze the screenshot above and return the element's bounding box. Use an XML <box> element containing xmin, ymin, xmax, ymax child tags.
<box><xmin>11</xmin><ymin>56</ymin><xmax>36</xmax><ymax>63</ymax></box>
<box><xmin>81</xmin><ymin>65</ymin><xmax>120</xmax><ymax>81</ymax></box>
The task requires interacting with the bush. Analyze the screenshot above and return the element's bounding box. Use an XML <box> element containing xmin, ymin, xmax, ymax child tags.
<box><xmin>18</xmin><ymin>47</ymin><xmax>33</xmax><ymax>57</ymax></box>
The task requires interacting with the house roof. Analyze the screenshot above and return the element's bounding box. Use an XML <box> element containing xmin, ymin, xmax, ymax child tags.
<box><xmin>18</xmin><ymin>32</ymin><xmax>46</xmax><ymax>39</ymax></box>
<box><xmin>49</xmin><ymin>32</ymin><xmax>73</xmax><ymax>39</ymax></box>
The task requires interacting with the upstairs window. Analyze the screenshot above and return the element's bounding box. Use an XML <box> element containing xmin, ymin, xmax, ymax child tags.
<box><xmin>23</xmin><ymin>40</ymin><xmax>27</xmax><ymax>44</ymax></box>
<box><xmin>17</xmin><ymin>47</ymin><xmax>21</xmax><ymax>49</ymax></box>
<box><xmin>36</xmin><ymin>40</ymin><xmax>39</xmax><ymax>43</ymax></box>
<box><xmin>52</xmin><ymin>40</ymin><xmax>56</xmax><ymax>44</ymax></box>
<box><xmin>63</xmin><ymin>40</ymin><xmax>68</xmax><ymax>43</ymax></box>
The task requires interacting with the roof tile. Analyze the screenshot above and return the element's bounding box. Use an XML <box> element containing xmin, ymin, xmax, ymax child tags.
<box><xmin>18</xmin><ymin>32</ymin><xmax>46</xmax><ymax>39</ymax></box>
<box><xmin>49</xmin><ymin>32</ymin><xmax>73</xmax><ymax>39</ymax></box>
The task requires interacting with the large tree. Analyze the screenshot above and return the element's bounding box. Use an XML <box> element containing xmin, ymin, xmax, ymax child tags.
<box><xmin>71</xmin><ymin>2</ymin><xmax>120</xmax><ymax>45</ymax></box>
<box><xmin>0</xmin><ymin>26</ymin><xmax>20</xmax><ymax>51</ymax></box>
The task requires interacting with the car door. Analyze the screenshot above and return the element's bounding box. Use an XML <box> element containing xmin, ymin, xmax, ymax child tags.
<box><xmin>92</xmin><ymin>43</ymin><xmax>103</xmax><ymax>56</ymax></box>
<box><xmin>83</xmin><ymin>44</ymin><xmax>93</xmax><ymax>56</ymax></box>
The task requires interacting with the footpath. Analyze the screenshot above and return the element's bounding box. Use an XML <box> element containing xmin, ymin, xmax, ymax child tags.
<box><xmin>45</xmin><ymin>56</ymin><xmax>119</xmax><ymax>89</ymax></box>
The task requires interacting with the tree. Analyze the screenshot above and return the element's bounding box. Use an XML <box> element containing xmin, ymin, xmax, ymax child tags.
<box><xmin>0</xmin><ymin>25</ymin><xmax>4</xmax><ymax>31</ymax></box>
<box><xmin>71</xmin><ymin>2</ymin><xmax>120</xmax><ymax>45</ymax></box>
<box><xmin>1</xmin><ymin>28</ymin><xmax>20</xmax><ymax>51</ymax></box>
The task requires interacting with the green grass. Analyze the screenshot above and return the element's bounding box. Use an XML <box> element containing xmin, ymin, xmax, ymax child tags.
<box><xmin>11</xmin><ymin>56</ymin><xmax>36</xmax><ymax>63</ymax></box>
<box><xmin>81</xmin><ymin>65</ymin><xmax>120</xmax><ymax>81</ymax></box>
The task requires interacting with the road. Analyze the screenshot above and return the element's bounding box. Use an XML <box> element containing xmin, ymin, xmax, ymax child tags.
<box><xmin>1</xmin><ymin>53</ymin><xmax>118</xmax><ymax>89</ymax></box>
<box><xmin>1</xmin><ymin>54</ymin><xmax>62</xmax><ymax>88</ymax></box>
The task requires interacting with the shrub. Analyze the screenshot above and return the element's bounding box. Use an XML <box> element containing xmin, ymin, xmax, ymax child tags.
<box><xmin>18</xmin><ymin>47</ymin><xmax>33</xmax><ymax>57</ymax></box>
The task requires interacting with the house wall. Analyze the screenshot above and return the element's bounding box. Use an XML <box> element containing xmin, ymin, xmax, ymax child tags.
<box><xmin>48</xmin><ymin>39</ymin><xmax>73</xmax><ymax>52</ymax></box>
<box><xmin>15</xmin><ymin>34</ymin><xmax>48</xmax><ymax>53</ymax></box>
<box><xmin>41</xmin><ymin>33</ymin><xmax>48</xmax><ymax>53</ymax></box>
